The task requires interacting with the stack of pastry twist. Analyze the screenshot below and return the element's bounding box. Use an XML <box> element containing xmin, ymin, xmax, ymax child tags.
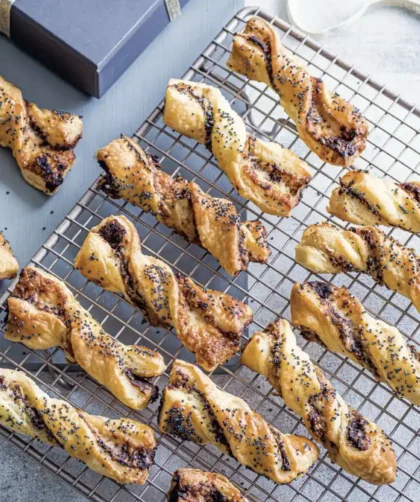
<box><xmin>97</xmin><ymin>136</ymin><xmax>270</xmax><ymax>275</ymax></box>
<box><xmin>328</xmin><ymin>170</ymin><xmax>420</xmax><ymax>231</ymax></box>
<box><xmin>227</xmin><ymin>17</ymin><xmax>369</xmax><ymax>167</ymax></box>
<box><xmin>242</xmin><ymin>319</ymin><xmax>397</xmax><ymax>485</ymax></box>
<box><xmin>295</xmin><ymin>222</ymin><xmax>420</xmax><ymax>312</ymax></box>
<box><xmin>74</xmin><ymin>215</ymin><xmax>253</xmax><ymax>371</ymax></box>
<box><xmin>159</xmin><ymin>360</ymin><xmax>319</xmax><ymax>484</ymax></box>
<box><xmin>6</xmin><ymin>266</ymin><xmax>165</xmax><ymax>410</ymax></box>
<box><xmin>0</xmin><ymin>369</ymin><xmax>157</xmax><ymax>484</ymax></box>
<box><xmin>291</xmin><ymin>282</ymin><xmax>420</xmax><ymax>405</ymax></box>
<box><xmin>0</xmin><ymin>75</ymin><xmax>83</xmax><ymax>194</ymax></box>
<box><xmin>168</xmin><ymin>469</ymin><xmax>249</xmax><ymax>501</ymax></box>
<box><xmin>164</xmin><ymin>79</ymin><xmax>311</xmax><ymax>216</ymax></box>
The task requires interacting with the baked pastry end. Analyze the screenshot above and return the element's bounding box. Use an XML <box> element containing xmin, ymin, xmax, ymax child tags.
<box><xmin>291</xmin><ymin>281</ymin><xmax>420</xmax><ymax>405</ymax></box>
<box><xmin>96</xmin><ymin>136</ymin><xmax>271</xmax><ymax>275</ymax></box>
<box><xmin>75</xmin><ymin>215</ymin><xmax>253</xmax><ymax>371</ymax></box>
<box><xmin>159</xmin><ymin>360</ymin><xmax>319</xmax><ymax>484</ymax></box>
<box><xmin>0</xmin><ymin>75</ymin><xmax>83</xmax><ymax>194</ymax></box>
<box><xmin>295</xmin><ymin>222</ymin><xmax>420</xmax><ymax>313</ymax></box>
<box><xmin>227</xmin><ymin>17</ymin><xmax>368</xmax><ymax>167</ymax></box>
<box><xmin>6</xmin><ymin>266</ymin><xmax>165</xmax><ymax>410</ymax></box>
<box><xmin>169</xmin><ymin>469</ymin><xmax>248</xmax><ymax>501</ymax></box>
<box><xmin>164</xmin><ymin>79</ymin><xmax>311</xmax><ymax>216</ymax></box>
<box><xmin>0</xmin><ymin>232</ymin><xmax>19</xmax><ymax>280</ymax></box>
<box><xmin>328</xmin><ymin>170</ymin><xmax>420</xmax><ymax>232</ymax></box>
<box><xmin>242</xmin><ymin>319</ymin><xmax>397</xmax><ymax>485</ymax></box>
<box><xmin>0</xmin><ymin>369</ymin><xmax>157</xmax><ymax>484</ymax></box>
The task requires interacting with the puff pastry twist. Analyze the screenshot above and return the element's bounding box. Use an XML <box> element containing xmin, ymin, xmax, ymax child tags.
<box><xmin>75</xmin><ymin>215</ymin><xmax>253</xmax><ymax>371</ymax></box>
<box><xmin>227</xmin><ymin>18</ymin><xmax>369</xmax><ymax>167</ymax></box>
<box><xmin>159</xmin><ymin>360</ymin><xmax>319</xmax><ymax>484</ymax></box>
<box><xmin>328</xmin><ymin>170</ymin><xmax>420</xmax><ymax>231</ymax></box>
<box><xmin>291</xmin><ymin>282</ymin><xmax>420</xmax><ymax>405</ymax></box>
<box><xmin>296</xmin><ymin>222</ymin><xmax>420</xmax><ymax>312</ymax></box>
<box><xmin>0</xmin><ymin>369</ymin><xmax>157</xmax><ymax>484</ymax></box>
<box><xmin>0</xmin><ymin>76</ymin><xmax>83</xmax><ymax>194</ymax></box>
<box><xmin>0</xmin><ymin>232</ymin><xmax>18</xmax><ymax>280</ymax></box>
<box><xmin>6</xmin><ymin>267</ymin><xmax>165</xmax><ymax>410</ymax></box>
<box><xmin>169</xmin><ymin>468</ymin><xmax>248</xmax><ymax>502</ymax></box>
<box><xmin>164</xmin><ymin>79</ymin><xmax>311</xmax><ymax>216</ymax></box>
<box><xmin>242</xmin><ymin>319</ymin><xmax>396</xmax><ymax>485</ymax></box>
<box><xmin>97</xmin><ymin>136</ymin><xmax>270</xmax><ymax>275</ymax></box>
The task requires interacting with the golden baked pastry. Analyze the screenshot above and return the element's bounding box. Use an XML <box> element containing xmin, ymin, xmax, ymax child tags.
<box><xmin>74</xmin><ymin>215</ymin><xmax>253</xmax><ymax>371</ymax></box>
<box><xmin>163</xmin><ymin>79</ymin><xmax>311</xmax><ymax>216</ymax></box>
<box><xmin>97</xmin><ymin>136</ymin><xmax>270</xmax><ymax>275</ymax></box>
<box><xmin>242</xmin><ymin>319</ymin><xmax>397</xmax><ymax>485</ymax></box>
<box><xmin>0</xmin><ymin>369</ymin><xmax>156</xmax><ymax>484</ymax></box>
<box><xmin>159</xmin><ymin>360</ymin><xmax>319</xmax><ymax>484</ymax></box>
<box><xmin>291</xmin><ymin>281</ymin><xmax>420</xmax><ymax>405</ymax></box>
<box><xmin>169</xmin><ymin>469</ymin><xmax>248</xmax><ymax>501</ymax></box>
<box><xmin>328</xmin><ymin>170</ymin><xmax>420</xmax><ymax>231</ymax></box>
<box><xmin>295</xmin><ymin>222</ymin><xmax>420</xmax><ymax>312</ymax></box>
<box><xmin>0</xmin><ymin>232</ymin><xmax>18</xmax><ymax>280</ymax></box>
<box><xmin>0</xmin><ymin>75</ymin><xmax>83</xmax><ymax>194</ymax></box>
<box><xmin>6</xmin><ymin>266</ymin><xmax>165</xmax><ymax>410</ymax></box>
<box><xmin>227</xmin><ymin>18</ymin><xmax>369</xmax><ymax>167</ymax></box>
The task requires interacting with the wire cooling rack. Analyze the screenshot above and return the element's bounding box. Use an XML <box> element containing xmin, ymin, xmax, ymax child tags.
<box><xmin>1</xmin><ymin>6</ymin><xmax>420</xmax><ymax>502</ymax></box>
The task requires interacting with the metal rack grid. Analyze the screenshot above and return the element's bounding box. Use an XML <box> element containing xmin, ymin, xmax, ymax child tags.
<box><xmin>1</xmin><ymin>6</ymin><xmax>419</xmax><ymax>502</ymax></box>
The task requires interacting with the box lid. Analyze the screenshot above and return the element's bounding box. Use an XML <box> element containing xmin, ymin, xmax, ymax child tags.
<box><xmin>8</xmin><ymin>0</ymin><xmax>191</xmax><ymax>97</ymax></box>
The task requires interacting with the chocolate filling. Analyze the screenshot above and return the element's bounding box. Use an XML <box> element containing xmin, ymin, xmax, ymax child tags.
<box><xmin>307</xmin><ymin>281</ymin><xmax>333</xmax><ymax>300</ymax></box>
<box><xmin>98</xmin><ymin>220</ymin><xmax>147</xmax><ymax>312</ymax></box>
<box><xmin>248</xmin><ymin>35</ymin><xmax>275</xmax><ymax>87</ymax></box>
<box><xmin>97</xmin><ymin>438</ymin><xmax>155</xmax><ymax>470</ymax></box>
<box><xmin>178</xmin><ymin>276</ymin><xmax>244</xmax><ymax>344</ymax></box>
<box><xmin>307</xmin><ymin>79</ymin><xmax>361</xmax><ymax>159</ymax></box>
<box><xmin>172</xmin><ymin>83</ymin><xmax>215</xmax><ymax>151</ymax></box>
<box><xmin>338</xmin><ymin>182</ymin><xmax>382</xmax><ymax>218</ymax></box>
<box><xmin>400</xmin><ymin>182</ymin><xmax>420</xmax><ymax>204</ymax></box>
<box><xmin>307</xmin><ymin>282</ymin><xmax>378</xmax><ymax>377</ymax></box>
<box><xmin>33</xmin><ymin>154</ymin><xmax>66</xmax><ymax>193</ymax></box>
<box><xmin>270</xmin><ymin>426</ymin><xmax>291</xmax><ymax>472</ymax></box>
<box><xmin>160</xmin><ymin>383</ymin><xmax>232</xmax><ymax>456</ymax></box>
<box><xmin>124</xmin><ymin>369</ymin><xmax>159</xmax><ymax>403</ymax></box>
<box><xmin>169</xmin><ymin>476</ymin><xmax>229</xmax><ymax>502</ymax></box>
<box><xmin>347</xmin><ymin>411</ymin><xmax>370</xmax><ymax>451</ymax></box>
<box><xmin>352</xmin><ymin>227</ymin><xmax>384</xmax><ymax>284</ymax></box>
<box><xmin>299</xmin><ymin>326</ymin><xmax>326</xmax><ymax>347</ymax></box>
<box><xmin>97</xmin><ymin>160</ymin><xmax>122</xmax><ymax>199</ymax></box>
<box><xmin>307</xmin><ymin>402</ymin><xmax>327</xmax><ymax>443</ymax></box>
<box><xmin>98</xmin><ymin>220</ymin><xmax>126</xmax><ymax>250</ymax></box>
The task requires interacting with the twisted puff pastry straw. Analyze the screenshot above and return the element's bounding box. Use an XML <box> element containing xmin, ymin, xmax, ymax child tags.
<box><xmin>328</xmin><ymin>170</ymin><xmax>420</xmax><ymax>232</ymax></box>
<box><xmin>242</xmin><ymin>319</ymin><xmax>397</xmax><ymax>485</ymax></box>
<box><xmin>74</xmin><ymin>215</ymin><xmax>253</xmax><ymax>371</ymax></box>
<box><xmin>295</xmin><ymin>222</ymin><xmax>420</xmax><ymax>312</ymax></box>
<box><xmin>97</xmin><ymin>136</ymin><xmax>270</xmax><ymax>275</ymax></box>
<box><xmin>0</xmin><ymin>232</ymin><xmax>19</xmax><ymax>280</ymax></box>
<box><xmin>0</xmin><ymin>369</ymin><xmax>157</xmax><ymax>484</ymax></box>
<box><xmin>0</xmin><ymin>75</ymin><xmax>83</xmax><ymax>194</ymax></box>
<box><xmin>227</xmin><ymin>18</ymin><xmax>369</xmax><ymax>167</ymax></box>
<box><xmin>6</xmin><ymin>267</ymin><xmax>165</xmax><ymax>410</ymax></box>
<box><xmin>159</xmin><ymin>360</ymin><xmax>319</xmax><ymax>484</ymax></box>
<box><xmin>291</xmin><ymin>282</ymin><xmax>420</xmax><ymax>405</ymax></box>
<box><xmin>163</xmin><ymin>79</ymin><xmax>311</xmax><ymax>216</ymax></box>
<box><xmin>169</xmin><ymin>469</ymin><xmax>248</xmax><ymax>502</ymax></box>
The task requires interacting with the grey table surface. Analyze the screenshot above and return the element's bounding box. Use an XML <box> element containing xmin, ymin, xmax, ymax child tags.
<box><xmin>0</xmin><ymin>0</ymin><xmax>420</xmax><ymax>500</ymax></box>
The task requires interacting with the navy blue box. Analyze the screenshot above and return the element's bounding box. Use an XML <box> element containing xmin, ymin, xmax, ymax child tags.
<box><xmin>8</xmin><ymin>0</ymin><xmax>192</xmax><ymax>97</ymax></box>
